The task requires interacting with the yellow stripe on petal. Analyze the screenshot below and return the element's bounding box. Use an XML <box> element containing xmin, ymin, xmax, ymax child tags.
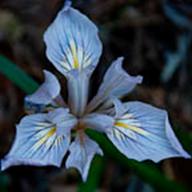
<box><xmin>115</xmin><ymin>122</ymin><xmax>150</xmax><ymax>136</ymax></box>
<box><xmin>33</xmin><ymin>127</ymin><xmax>56</xmax><ymax>150</ymax></box>
<box><xmin>70</xmin><ymin>41</ymin><xmax>79</xmax><ymax>69</ymax></box>
<box><xmin>73</xmin><ymin>54</ymin><xmax>79</xmax><ymax>69</ymax></box>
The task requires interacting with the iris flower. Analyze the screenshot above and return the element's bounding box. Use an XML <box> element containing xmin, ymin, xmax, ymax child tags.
<box><xmin>1</xmin><ymin>0</ymin><xmax>190</xmax><ymax>181</ymax></box>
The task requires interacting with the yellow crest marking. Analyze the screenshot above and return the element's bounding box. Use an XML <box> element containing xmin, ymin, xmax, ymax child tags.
<box><xmin>33</xmin><ymin>127</ymin><xmax>56</xmax><ymax>150</ymax></box>
<box><xmin>70</xmin><ymin>41</ymin><xmax>79</xmax><ymax>69</ymax></box>
<box><xmin>115</xmin><ymin>122</ymin><xmax>149</xmax><ymax>136</ymax></box>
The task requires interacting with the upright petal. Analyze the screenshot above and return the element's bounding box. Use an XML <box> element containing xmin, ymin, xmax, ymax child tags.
<box><xmin>44</xmin><ymin>3</ymin><xmax>102</xmax><ymax>116</ymax></box>
<box><xmin>1</xmin><ymin>108</ymin><xmax>76</xmax><ymax>170</ymax></box>
<box><xmin>43</xmin><ymin>3</ymin><xmax>102</xmax><ymax>76</ymax></box>
<box><xmin>86</xmin><ymin>57</ymin><xmax>143</xmax><ymax>113</ymax></box>
<box><xmin>66</xmin><ymin>135</ymin><xmax>103</xmax><ymax>181</ymax></box>
<box><xmin>25</xmin><ymin>70</ymin><xmax>65</xmax><ymax>113</ymax></box>
<box><xmin>107</xmin><ymin>101</ymin><xmax>190</xmax><ymax>162</ymax></box>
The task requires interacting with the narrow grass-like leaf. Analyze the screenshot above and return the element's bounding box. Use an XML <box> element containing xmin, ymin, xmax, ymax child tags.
<box><xmin>0</xmin><ymin>173</ymin><xmax>9</xmax><ymax>192</ymax></box>
<box><xmin>0</xmin><ymin>55</ymin><xmax>39</xmax><ymax>94</ymax></box>
<box><xmin>78</xmin><ymin>156</ymin><xmax>104</xmax><ymax>192</ymax></box>
<box><xmin>175</xmin><ymin>126</ymin><xmax>192</xmax><ymax>154</ymax></box>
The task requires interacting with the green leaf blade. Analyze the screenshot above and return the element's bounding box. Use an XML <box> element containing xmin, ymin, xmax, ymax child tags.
<box><xmin>0</xmin><ymin>55</ymin><xmax>39</xmax><ymax>94</ymax></box>
<box><xmin>78</xmin><ymin>156</ymin><xmax>104</xmax><ymax>192</ymax></box>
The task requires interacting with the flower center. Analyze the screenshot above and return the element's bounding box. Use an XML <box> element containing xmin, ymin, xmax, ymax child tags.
<box><xmin>76</xmin><ymin>120</ymin><xmax>85</xmax><ymax>131</ymax></box>
<box><xmin>73</xmin><ymin>119</ymin><xmax>86</xmax><ymax>144</ymax></box>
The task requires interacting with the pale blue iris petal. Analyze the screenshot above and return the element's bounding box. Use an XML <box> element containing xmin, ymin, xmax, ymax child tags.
<box><xmin>48</xmin><ymin>108</ymin><xmax>77</xmax><ymax>136</ymax></box>
<box><xmin>111</xmin><ymin>98</ymin><xmax>127</xmax><ymax>118</ymax></box>
<box><xmin>1</xmin><ymin>157</ymin><xmax>48</xmax><ymax>170</ymax></box>
<box><xmin>25</xmin><ymin>70</ymin><xmax>61</xmax><ymax>105</ymax></box>
<box><xmin>43</xmin><ymin>4</ymin><xmax>102</xmax><ymax>76</ymax></box>
<box><xmin>63</xmin><ymin>0</ymin><xmax>72</xmax><ymax>11</ymax></box>
<box><xmin>1</xmin><ymin>109</ymin><xmax>73</xmax><ymax>170</ymax></box>
<box><xmin>65</xmin><ymin>135</ymin><xmax>103</xmax><ymax>182</ymax></box>
<box><xmin>82</xmin><ymin>113</ymin><xmax>114</xmax><ymax>133</ymax></box>
<box><xmin>107</xmin><ymin>101</ymin><xmax>190</xmax><ymax>162</ymax></box>
<box><xmin>86</xmin><ymin>57</ymin><xmax>143</xmax><ymax>113</ymax></box>
<box><xmin>97</xmin><ymin>97</ymin><xmax>127</xmax><ymax>118</ymax></box>
<box><xmin>25</xmin><ymin>70</ymin><xmax>65</xmax><ymax>113</ymax></box>
<box><xmin>67</xmin><ymin>70</ymin><xmax>89</xmax><ymax>117</ymax></box>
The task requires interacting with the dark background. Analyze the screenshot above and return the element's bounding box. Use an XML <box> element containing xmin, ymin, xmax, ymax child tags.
<box><xmin>0</xmin><ymin>0</ymin><xmax>192</xmax><ymax>191</ymax></box>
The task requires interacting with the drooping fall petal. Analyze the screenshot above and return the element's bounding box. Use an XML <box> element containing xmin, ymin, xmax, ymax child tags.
<box><xmin>65</xmin><ymin>134</ymin><xmax>103</xmax><ymax>181</ymax></box>
<box><xmin>43</xmin><ymin>3</ymin><xmax>102</xmax><ymax>76</ymax></box>
<box><xmin>107</xmin><ymin>101</ymin><xmax>190</xmax><ymax>162</ymax></box>
<box><xmin>1</xmin><ymin>108</ymin><xmax>77</xmax><ymax>170</ymax></box>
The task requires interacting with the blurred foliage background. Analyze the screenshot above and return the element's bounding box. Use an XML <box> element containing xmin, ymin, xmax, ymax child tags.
<box><xmin>0</xmin><ymin>0</ymin><xmax>192</xmax><ymax>191</ymax></box>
